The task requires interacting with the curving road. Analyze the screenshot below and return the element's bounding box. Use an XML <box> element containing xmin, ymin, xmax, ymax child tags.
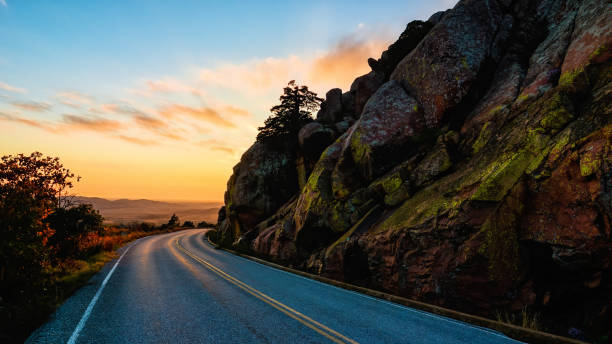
<box><xmin>27</xmin><ymin>228</ymin><xmax>523</xmax><ymax>344</ymax></box>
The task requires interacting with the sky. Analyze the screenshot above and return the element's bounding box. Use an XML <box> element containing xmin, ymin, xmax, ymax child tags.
<box><xmin>0</xmin><ymin>0</ymin><xmax>456</xmax><ymax>202</ymax></box>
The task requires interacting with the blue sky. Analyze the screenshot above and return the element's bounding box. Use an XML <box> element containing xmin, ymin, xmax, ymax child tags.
<box><xmin>0</xmin><ymin>0</ymin><xmax>456</xmax><ymax>201</ymax></box>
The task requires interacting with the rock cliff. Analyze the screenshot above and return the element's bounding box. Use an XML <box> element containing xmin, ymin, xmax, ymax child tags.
<box><xmin>218</xmin><ymin>0</ymin><xmax>611</xmax><ymax>340</ymax></box>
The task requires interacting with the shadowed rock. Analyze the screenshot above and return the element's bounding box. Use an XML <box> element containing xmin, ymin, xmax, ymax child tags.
<box><xmin>218</xmin><ymin>0</ymin><xmax>612</xmax><ymax>339</ymax></box>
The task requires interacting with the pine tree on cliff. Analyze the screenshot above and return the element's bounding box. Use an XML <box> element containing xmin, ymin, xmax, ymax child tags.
<box><xmin>257</xmin><ymin>80</ymin><xmax>323</xmax><ymax>147</ymax></box>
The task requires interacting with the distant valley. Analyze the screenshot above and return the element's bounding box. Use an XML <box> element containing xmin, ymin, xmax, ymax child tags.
<box><xmin>74</xmin><ymin>196</ymin><xmax>222</xmax><ymax>225</ymax></box>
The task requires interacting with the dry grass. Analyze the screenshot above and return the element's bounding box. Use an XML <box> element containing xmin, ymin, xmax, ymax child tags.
<box><xmin>496</xmin><ymin>307</ymin><xmax>542</xmax><ymax>331</ymax></box>
<box><xmin>54</xmin><ymin>226</ymin><xmax>185</xmax><ymax>284</ymax></box>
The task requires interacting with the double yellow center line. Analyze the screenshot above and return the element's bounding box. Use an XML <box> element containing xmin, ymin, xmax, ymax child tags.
<box><xmin>174</xmin><ymin>238</ymin><xmax>359</xmax><ymax>344</ymax></box>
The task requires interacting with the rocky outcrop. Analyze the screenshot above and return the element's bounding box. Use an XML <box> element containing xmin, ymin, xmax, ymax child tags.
<box><xmin>390</xmin><ymin>0</ymin><xmax>506</xmax><ymax>128</ymax></box>
<box><xmin>217</xmin><ymin>142</ymin><xmax>298</xmax><ymax>246</ymax></box>
<box><xmin>218</xmin><ymin>0</ymin><xmax>612</xmax><ymax>340</ymax></box>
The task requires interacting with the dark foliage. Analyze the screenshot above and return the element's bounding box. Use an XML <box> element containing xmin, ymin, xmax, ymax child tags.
<box><xmin>0</xmin><ymin>152</ymin><xmax>81</xmax><ymax>342</ymax></box>
<box><xmin>46</xmin><ymin>204</ymin><xmax>104</xmax><ymax>258</ymax></box>
<box><xmin>182</xmin><ymin>220</ymin><xmax>195</xmax><ymax>228</ymax></box>
<box><xmin>197</xmin><ymin>220</ymin><xmax>214</xmax><ymax>228</ymax></box>
<box><xmin>256</xmin><ymin>80</ymin><xmax>323</xmax><ymax>148</ymax></box>
<box><xmin>166</xmin><ymin>213</ymin><xmax>180</xmax><ymax>228</ymax></box>
<box><xmin>0</xmin><ymin>152</ymin><xmax>76</xmax><ymax>288</ymax></box>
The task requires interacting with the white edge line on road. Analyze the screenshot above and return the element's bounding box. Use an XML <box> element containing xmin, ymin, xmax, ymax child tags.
<box><xmin>66</xmin><ymin>244</ymin><xmax>133</xmax><ymax>344</ymax></box>
<box><xmin>203</xmin><ymin>238</ymin><xmax>522</xmax><ymax>343</ymax></box>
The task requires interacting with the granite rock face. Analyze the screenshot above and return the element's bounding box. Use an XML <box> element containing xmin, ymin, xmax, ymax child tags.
<box><xmin>218</xmin><ymin>0</ymin><xmax>612</xmax><ymax>339</ymax></box>
<box><xmin>217</xmin><ymin>142</ymin><xmax>298</xmax><ymax>246</ymax></box>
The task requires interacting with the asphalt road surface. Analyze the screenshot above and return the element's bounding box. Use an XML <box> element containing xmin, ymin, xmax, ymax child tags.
<box><xmin>27</xmin><ymin>228</ymin><xmax>524</xmax><ymax>344</ymax></box>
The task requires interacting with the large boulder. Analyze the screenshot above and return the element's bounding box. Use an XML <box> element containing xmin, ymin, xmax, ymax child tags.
<box><xmin>342</xmin><ymin>80</ymin><xmax>426</xmax><ymax>182</ymax></box>
<box><xmin>518</xmin><ymin>1</ymin><xmax>580</xmax><ymax>99</ymax></box>
<box><xmin>368</xmin><ymin>20</ymin><xmax>434</xmax><ymax>79</ymax></box>
<box><xmin>316</xmin><ymin>88</ymin><xmax>343</xmax><ymax>123</ymax></box>
<box><xmin>218</xmin><ymin>142</ymin><xmax>298</xmax><ymax>244</ymax></box>
<box><xmin>349</xmin><ymin>71</ymin><xmax>385</xmax><ymax>117</ymax></box>
<box><xmin>390</xmin><ymin>0</ymin><xmax>505</xmax><ymax>128</ymax></box>
<box><xmin>559</xmin><ymin>0</ymin><xmax>612</xmax><ymax>85</ymax></box>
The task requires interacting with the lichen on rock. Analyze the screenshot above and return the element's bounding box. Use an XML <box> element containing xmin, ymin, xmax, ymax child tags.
<box><xmin>218</xmin><ymin>0</ymin><xmax>612</xmax><ymax>339</ymax></box>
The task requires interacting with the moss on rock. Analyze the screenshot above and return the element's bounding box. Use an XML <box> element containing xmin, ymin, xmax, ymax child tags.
<box><xmin>478</xmin><ymin>181</ymin><xmax>525</xmax><ymax>283</ymax></box>
<box><xmin>472</xmin><ymin>130</ymin><xmax>552</xmax><ymax>202</ymax></box>
<box><xmin>537</xmin><ymin>93</ymin><xmax>574</xmax><ymax>134</ymax></box>
<box><xmin>472</xmin><ymin>122</ymin><xmax>493</xmax><ymax>154</ymax></box>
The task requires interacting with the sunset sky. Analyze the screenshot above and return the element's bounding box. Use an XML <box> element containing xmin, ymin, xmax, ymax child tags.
<box><xmin>0</xmin><ymin>0</ymin><xmax>455</xmax><ymax>202</ymax></box>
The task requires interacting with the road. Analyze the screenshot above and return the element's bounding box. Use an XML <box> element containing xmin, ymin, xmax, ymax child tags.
<box><xmin>27</xmin><ymin>228</ymin><xmax>523</xmax><ymax>344</ymax></box>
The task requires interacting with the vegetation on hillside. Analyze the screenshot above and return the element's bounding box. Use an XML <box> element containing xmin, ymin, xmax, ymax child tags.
<box><xmin>0</xmin><ymin>152</ymin><xmax>194</xmax><ymax>343</ymax></box>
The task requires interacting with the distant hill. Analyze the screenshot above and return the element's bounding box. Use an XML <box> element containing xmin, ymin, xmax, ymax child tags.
<box><xmin>73</xmin><ymin>196</ymin><xmax>222</xmax><ymax>225</ymax></box>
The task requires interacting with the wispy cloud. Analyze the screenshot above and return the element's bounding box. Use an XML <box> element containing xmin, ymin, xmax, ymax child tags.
<box><xmin>309</xmin><ymin>34</ymin><xmax>390</xmax><ymax>89</ymax></box>
<box><xmin>133</xmin><ymin>114</ymin><xmax>166</xmax><ymax>129</ymax></box>
<box><xmin>131</xmin><ymin>114</ymin><xmax>188</xmax><ymax>141</ymax></box>
<box><xmin>132</xmin><ymin>79</ymin><xmax>205</xmax><ymax>98</ymax></box>
<box><xmin>198</xmin><ymin>29</ymin><xmax>391</xmax><ymax>99</ymax></box>
<box><xmin>116</xmin><ymin>135</ymin><xmax>158</xmax><ymax>146</ymax></box>
<box><xmin>57</xmin><ymin>91</ymin><xmax>94</xmax><ymax>108</ymax></box>
<box><xmin>61</xmin><ymin>114</ymin><xmax>122</xmax><ymax>132</ymax></box>
<box><xmin>224</xmin><ymin>105</ymin><xmax>251</xmax><ymax>117</ymax></box>
<box><xmin>200</xmin><ymin>56</ymin><xmax>307</xmax><ymax>95</ymax></box>
<box><xmin>0</xmin><ymin>112</ymin><xmax>55</xmax><ymax>131</ymax></box>
<box><xmin>94</xmin><ymin>103</ymin><xmax>146</xmax><ymax>116</ymax></box>
<box><xmin>211</xmin><ymin>146</ymin><xmax>235</xmax><ymax>154</ymax></box>
<box><xmin>12</xmin><ymin>101</ymin><xmax>52</xmax><ymax>112</ymax></box>
<box><xmin>0</xmin><ymin>1</ymin><xmax>7</xmax><ymax>8</ymax></box>
<box><xmin>0</xmin><ymin>81</ymin><xmax>26</xmax><ymax>94</ymax></box>
<box><xmin>159</xmin><ymin>104</ymin><xmax>235</xmax><ymax>128</ymax></box>
<box><xmin>198</xmin><ymin>139</ymin><xmax>237</xmax><ymax>155</ymax></box>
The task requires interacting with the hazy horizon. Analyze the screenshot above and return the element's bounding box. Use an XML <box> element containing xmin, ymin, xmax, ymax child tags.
<box><xmin>73</xmin><ymin>196</ymin><xmax>222</xmax><ymax>225</ymax></box>
<box><xmin>75</xmin><ymin>194</ymin><xmax>223</xmax><ymax>204</ymax></box>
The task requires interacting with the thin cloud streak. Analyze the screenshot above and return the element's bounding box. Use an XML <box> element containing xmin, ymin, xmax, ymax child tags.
<box><xmin>61</xmin><ymin>115</ymin><xmax>122</xmax><ymax>132</ymax></box>
<box><xmin>160</xmin><ymin>104</ymin><xmax>235</xmax><ymax>128</ymax></box>
<box><xmin>133</xmin><ymin>115</ymin><xmax>167</xmax><ymax>129</ymax></box>
<box><xmin>12</xmin><ymin>101</ymin><xmax>52</xmax><ymax>112</ymax></box>
<box><xmin>116</xmin><ymin>135</ymin><xmax>158</xmax><ymax>146</ymax></box>
<box><xmin>211</xmin><ymin>146</ymin><xmax>235</xmax><ymax>154</ymax></box>
<box><xmin>132</xmin><ymin>79</ymin><xmax>206</xmax><ymax>98</ymax></box>
<box><xmin>132</xmin><ymin>114</ymin><xmax>186</xmax><ymax>140</ymax></box>
<box><xmin>224</xmin><ymin>105</ymin><xmax>251</xmax><ymax>117</ymax></box>
<box><xmin>0</xmin><ymin>112</ymin><xmax>56</xmax><ymax>131</ymax></box>
<box><xmin>198</xmin><ymin>139</ymin><xmax>237</xmax><ymax>155</ymax></box>
<box><xmin>0</xmin><ymin>81</ymin><xmax>26</xmax><ymax>93</ymax></box>
<box><xmin>57</xmin><ymin>91</ymin><xmax>93</xmax><ymax>108</ymax></box>
<box><xmin>95</xmin><ymin>103</ymin><xmax>146</xmax><ymax>116</ymax></box>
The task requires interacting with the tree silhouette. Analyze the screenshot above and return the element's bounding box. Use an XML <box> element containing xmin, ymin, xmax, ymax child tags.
<box><xmin>167</xmin><ymin>213</ymin><xmax>180</xmax><ymax>228</ymax></box>
<box><xmin>0</xmin><ymin>152</ymin><xmax>77</xmax><ymax>283</ymax></box>
<box><xmin>256</xmin><ymin>80</ymin><xmax>323</xmax><ymax>147</ymax></box>
<box><xmin>197</xmin><ymin>220</ymin><xmax>213</xmax><ymax>228</ymax></box>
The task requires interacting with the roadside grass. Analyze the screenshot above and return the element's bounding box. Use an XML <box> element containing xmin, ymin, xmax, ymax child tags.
<box><xmin>496</xmin><ymin>307</ymin><xmax>542</xmax><ymax>331</ymax></box>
